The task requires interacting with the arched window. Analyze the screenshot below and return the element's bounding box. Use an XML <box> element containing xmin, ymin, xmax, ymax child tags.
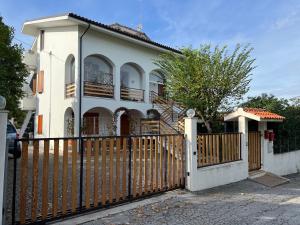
<box><xmin>120</xmin><ymin>63</ymin><xmax>143</xmax><ymax>89</ymax></box>
<box><xmin>65</xmin><ymin>55</ymin><xmax>75</xmax><ymax>84</ymax></box>
<box><xmin>84</xmin><ymin>55</ymin><xmax>113</xmax><ymax>85</ymax></box>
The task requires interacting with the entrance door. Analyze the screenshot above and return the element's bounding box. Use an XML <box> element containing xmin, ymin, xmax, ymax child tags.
<box><xmin>248</xmin><ymin>131</ymin><xmax>261</xmax><ymax>171</ymax></box>
<box><xmin>158</xmin><ymin>83</ymin><xmax>165</xmax><ymax>97</ymax></box>
<box><xmin>121</xmin><ymin>113</ymin><xmax>130</xmax><ymax>136</ymax></box>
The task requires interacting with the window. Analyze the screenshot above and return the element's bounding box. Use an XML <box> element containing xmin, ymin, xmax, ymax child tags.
<box><xmin>40</xmin><ymin>30</ymin><xmax>44</xmax><ymax>51</ymax></box>
<box><xmin>37</xmin><ymin>70</ymin><xmax>44</xmax><ymax>93</ymax></box>
<box><xmin>84</xmin><ymin>56</ymin><xmax>113</xmax><ymax>85</ymax></box>
<box><xmin>37</xmin><ymin>115</ymin><xmax>43</xmax><ymax>134</ymax></box>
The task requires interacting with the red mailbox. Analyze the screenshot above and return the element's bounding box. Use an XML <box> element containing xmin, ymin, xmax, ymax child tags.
<box><xmin>269</xmin><ymin>132</ymin><xmax>275</xmax><ymax>141</ymax></box>
<box><xmin>264</xmin><ymin>130</ymin><xmax>269</xmax><ymax>139</ymax></box>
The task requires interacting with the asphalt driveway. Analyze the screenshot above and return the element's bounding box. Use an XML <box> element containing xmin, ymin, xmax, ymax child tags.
<box><xmin>74</xmin><ymin>173</ymin><xmax>300</xmax><ymax>225</ymax></box>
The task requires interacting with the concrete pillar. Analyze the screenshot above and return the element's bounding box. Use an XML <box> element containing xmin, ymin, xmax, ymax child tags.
<box><xmin>184</xmin><ymin>117</ymin><xmax>198</xmax><ymax>191</ymax></box>
<box><xmin>258</xmin><ymin>122</ymin><xmax>268</xmax><ymax>169</ymax></box>
<box><xmin>238</xmin><ymin>116</ymin><xmax>248</xmax><ymax>167</ymax></box>
<box><xmin>0</xmin><ymin>110</ymin><xmax>8</xmax><ymax>225</ymax></box>
<box><xmin>115</xmin><ymin>65</ymin><xmax>121</xmax><ymax>101</ymax></box>
<box><xmin>144</xmin><ymin>71</ymin><xmax>150</xmax><ymax>104</ymax></box>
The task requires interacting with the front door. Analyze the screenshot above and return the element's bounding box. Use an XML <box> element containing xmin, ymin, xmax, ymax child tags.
<box><xmin>248</xmin><ymin>131</ymin><xmax>261</xmax><ymax>171</ymax></box>
<box><xmin>121</xmin><ymin>113</ymin><xmax>130</xmax><ymax>136</ymax></box>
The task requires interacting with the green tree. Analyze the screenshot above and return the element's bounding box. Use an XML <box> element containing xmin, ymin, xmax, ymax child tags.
<box><xmin>240</xmin><ymin>93</ymin><xmax>289</xmax><ymax>114</ymax></box>
<box><xmin>0</xmin><ymin>17</ymin><xmax>27</xmax><ymax>126</ymax></box>
<box><xmin>155</xmin><ymin>44</ymin><xmax>255</xmax><ymax>132</ymax></box>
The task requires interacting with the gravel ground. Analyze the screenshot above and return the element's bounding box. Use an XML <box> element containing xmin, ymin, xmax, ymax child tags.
<box><xmin>82</xmin><ymin>173</ymin><xmax>300</xmax><ymax>225</ymax></box>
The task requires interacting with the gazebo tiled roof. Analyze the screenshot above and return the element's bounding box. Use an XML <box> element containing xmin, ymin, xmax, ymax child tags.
<box><xmin>243</xmin><ymin>108</ymin><xmax>285</xmax><ymax>120</ymax></box>
<box><xmin>224</xmin><ymin>107</ymin><xmax>285</xmax><ymax>122</ymax></box>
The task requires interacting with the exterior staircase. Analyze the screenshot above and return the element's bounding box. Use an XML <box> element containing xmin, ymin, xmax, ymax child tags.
<box><xmin>141</xmin><ymin>91</ymin><xmax>186</xmax><ymax>134</ymax></box>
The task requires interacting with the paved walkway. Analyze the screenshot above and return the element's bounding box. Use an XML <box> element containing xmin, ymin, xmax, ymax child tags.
<box><xmin>58</xmin><ymin>173</ymin><xmax>300</xmax><ymax>225</ymax></box>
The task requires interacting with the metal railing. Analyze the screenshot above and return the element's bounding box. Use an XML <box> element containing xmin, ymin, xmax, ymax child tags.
<box><xmin>65</xmin><ymin>82</ymin><xmax>75</xmax><ymax>98</ymax></box>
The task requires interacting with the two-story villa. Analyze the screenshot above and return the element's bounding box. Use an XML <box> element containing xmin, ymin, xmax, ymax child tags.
<box><xmin>20</xmin><ymin>13</ymin><xmax>185</xmax><ymax>138</ymax></box>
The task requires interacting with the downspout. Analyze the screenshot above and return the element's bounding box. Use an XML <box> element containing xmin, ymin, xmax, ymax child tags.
<box><xmin>78</xmin><ymin>23</ymin><xmax>90</xmax><ymax>138</ymax></box>
<box><xmin>78</xmin><ymin>23</ymin><xmax>90</xmax><ymax>210</ymax></box>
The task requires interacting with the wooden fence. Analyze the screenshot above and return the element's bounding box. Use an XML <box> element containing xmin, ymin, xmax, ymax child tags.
<box><xmin>8</xmin><ymin>134</ymin><xmax>184</xmax><ymax>225</ymax></box>
<box><xmin>197</xmin><ymin>133</ymin><xmax>242</xmax><ymax>167</ymax></box>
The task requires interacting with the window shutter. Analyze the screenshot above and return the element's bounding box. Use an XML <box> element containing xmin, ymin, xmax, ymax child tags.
<box><xmin>37</xmin><ymin>115</ymin><xmax>43</xmax><ymax>134</ymax></box>
<box><xmin>32</xmin><ymin>78</ymin><xmax>37</xmax><ymax>95</ymax></box>
<box><xmin>37</xmin><ymin>70</ymin><xmax>44</xmax><ymax>93</ymax></box>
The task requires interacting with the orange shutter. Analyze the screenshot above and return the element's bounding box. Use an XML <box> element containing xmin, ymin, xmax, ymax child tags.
<box><xmin>32</xmin><ymin>78</ymin><xmax>37</xmax><ymax>95</ymax></box>
<box><xmin>37</xmin><ymin>70</ymin><xmax>44</xmax><ymax>93</ymax></box>
<box><xmin>37</xmin><ymin>115</ymin><xmax>43</xmax><ymax>134</ymax></box>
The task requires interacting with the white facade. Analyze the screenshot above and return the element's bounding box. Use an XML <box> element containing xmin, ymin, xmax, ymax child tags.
<box><xmin>21</xmin><ymin>14</ymin><xmax>177</xmax><ymax>138</ymax></box>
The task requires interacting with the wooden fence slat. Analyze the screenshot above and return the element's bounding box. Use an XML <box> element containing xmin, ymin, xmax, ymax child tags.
<box><xmin>86</xmin><ymin>139</ymin><xmax>92</xmax><ymax>209</ymax></box>
<box><xmin>180</xmin><ymin>135</ymin><xmax>184</xmax><ymax>186</ymax></box>
<box><xmin>216</xmin><ymin>135</ymin><xmax>220</xmax><ymax>163</ymax></box>
<box><xmin>144</xmin><ymin>136</ymin><xmax>148</xmax><ymax>193</ymax></box>
<box><xmin>109</xmin><ymin>138</ymin><xmax>114</xmax><ymax>203</ymax></box>
<box><xmin>31</xmin><ymin>140</ymin><xmax>39</xmax><ymax>221</ymax></box>
<box><xmin>150</xmin><ymin>136</ymin><xmax>153</xmax><ymax>191</ymax></box>
<box><xmin>116</xmin><ymin>138</ymin><xmax>121</xmax><ymax>201</ymax></box>
<box><xmin>101</xmin><ymin>139</ymin><xmax>107</xmax><ymax>205</ymax></box>
<box><xmin>52</xmin><ymin>140</ymin><xmax>59</xmax><ymax>217</ymax></box>
<box><xmin>139</xmin><ymin>137</ymin><xmax>143</xmax><ymax>196</ymax></box>
<box><xmin>205</xmin><ymin>135</ymin><xmax>209</xmax><ymax>165</ymax></box>
<box><xmin>94</xmin><ymin>139</ymin><xmax>99</xmax><ymax>206</ymax></box>
<box><xmin>132</xmin><ymin>137</ymin><xmax>137</xmax><ymax>197</ymax></box>
<box><xmin>19</xmin><ymin>141</ymin><xmax>28</xmax><ymax>224</ymax></box>
<box><xmin>41</xmin><ymin>140</ymin><xmax>49</xmax><ymax>219</ymax></box>
<box><xmin>176</xmin><ymin>136</ymin><xmax>179</xmax><ymax>186</ymax></box>
<box><xmin>122</xmin><ymin>138</ymin><xmax>127</xmax><ymax>199</ymax></box>
<box><xmin>172</xmin><ymin>136</ymin><xmax>176</xmax><ymax>188</ymax></box>
<box><xmin>62</xmin><ymin>140</ymin><xmax>68</xmax><ymax>214</ymax></box>
<box><xmin>155</xmin><ymin>136</ymin><xmax>158</xmax><ymax>192</ymax></box>
<box><xmin>71</xmin><ymin>140</ymin><xmax>77</xmax><ymax>212</ymax></box>
<box><xmin>160</xmin><ymin>136</ymin><xmax>163</xmax><ymax>190</ymax></box>
<box><xmin>167</xmin><ymin>136</ymin><xmax>171</xmax><ymax>187</ymax></box>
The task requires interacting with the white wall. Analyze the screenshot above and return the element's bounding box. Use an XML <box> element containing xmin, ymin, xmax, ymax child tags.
<box><xmin>263</xmin><ymin>142</ymin><xmax>300</xmax><ymax>176</ymax></box>
<box><xmin>192</xmin><ymin>161</ymin><xmax>248</xmax><ymax>191</ymax></box>
<box><xmin>36</xmin><ymin>26</ymin><xmax>79</xmax><ymax>138</ymax></box>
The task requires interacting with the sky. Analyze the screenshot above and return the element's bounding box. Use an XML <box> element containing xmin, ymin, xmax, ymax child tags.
<box><xmin>1</xmin><ymin>0</ymin><xmax>300</xmax><ymax>99</ymax></box>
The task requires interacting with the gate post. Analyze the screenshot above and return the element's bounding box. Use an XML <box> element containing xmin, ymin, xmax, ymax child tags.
<box><xmin>184</xmin><ymin>117</ymin><xmax>198</xmax><ymax>191</ymax></box>
<box><xmin>238</xmin><ymin>116</ymin><xmax>249</xmax><ymax>170</ymax></box>
<box><xmin>0</xmin><ymin>109</ymin><xmax>8</xmax><ymax>225</ymax></box>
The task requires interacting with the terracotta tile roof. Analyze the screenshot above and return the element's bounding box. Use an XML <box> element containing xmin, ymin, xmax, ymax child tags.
<box><xmin>244</xmin><ymin>108</ymin><xmax>285</xmax><ymax>120</ymax></box>
<box><xmin>68</xmin><ymin>13</ymin><xmax>182</xmax><ymax>54</ymax></box>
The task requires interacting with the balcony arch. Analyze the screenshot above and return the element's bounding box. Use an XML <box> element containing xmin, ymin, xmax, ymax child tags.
<box><xmin>64</xmin><ymin>107</ymin><xmax>74</xmax><ymax>136</ymax></box>
<box><xmin>149</xmin><ymin>69</ymin><xmax>165</xmax><ymax>97</ymax></box>
<box><xmin>120</xmin><ymin>62</ymin><xmax>145</xmax><ymax>102</ymax></box>
<box><xmin>82</xmin><ymin>107</ymin><xmax>113</xmax><ymax>136</ymax></box>
<box><xmin>65</xmin><ymin>54</ymin><xmax>75</xmax><ymax>98</ymax></box>
<box><xmin>83</xmin><ymin>54</ymin><xmax>115</xmax><ymax>98</ymax></box>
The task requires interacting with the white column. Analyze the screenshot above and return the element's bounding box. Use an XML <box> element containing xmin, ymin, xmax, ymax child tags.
<box><xmin>238</xmin><ymin>116</ymin><xmax>248</xmax><ymax>169</ymax></box>
<box><xmin>258</xmin><ymin>122</ymin><xmax>268</xmax><ymax>169</ymax></box>
<box><xmin>184</xmin><ymin>117</ymin><xmax>198</xmax><ymax>191</ymax></box>
<box><xmin>115</xmin><ymin>65</ymin><xmax>121</xmax><ymax>101</ymax></box>
<box><xmin>0</xmin><ymin>110</ymin><xmax>8</xmax><ymax>225</ymax></box>
<box><xmin>116</xmin><ymin>112</ymin><xmax>123</xmax><ymax>136</ymax></box>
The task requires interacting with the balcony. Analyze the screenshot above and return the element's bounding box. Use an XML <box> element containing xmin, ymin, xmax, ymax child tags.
<box><xmin>20</xmin><ymin>94</ymin><xmax>36</xmax><ymax>110</ymax></box>
<box><xmin>65</xmin><ymin>83</ymin><xmax>75</xmax><ymax>98</ymax></box>
<box><xmin>120</xmin><ymin>86</ymin><xmax>144</xmax><ymax>102</ymax></box>
<box><xmin>84</xmin><ymin>81</ymin><xmax>114</xmax><ymax>98</ymax></box>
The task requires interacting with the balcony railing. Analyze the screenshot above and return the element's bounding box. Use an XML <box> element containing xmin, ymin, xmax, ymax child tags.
<box><xmin>120</xmin><ymin>86</ymin><xmax>144</xmax><ymax>102</ymax></box>
<box><xmin>65</xmin><ymin>82</ymin><xmax>75</xmax><ymax>98</ymax></box>
<box><xmin>84</xmin><ymin>81</ymin><xmax>114</xmax><ymax>98</ymax></box>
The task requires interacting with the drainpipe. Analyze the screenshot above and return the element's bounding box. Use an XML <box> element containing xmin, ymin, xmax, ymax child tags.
<box><xmin>78</xmin><ymin>23</ymin><xmax>90</xmax><ymax>138</ymax></box>
<box><xmin>78</xmin><ymin>23</ymin><xmax>90</xmax><ymax>210</ymax></box>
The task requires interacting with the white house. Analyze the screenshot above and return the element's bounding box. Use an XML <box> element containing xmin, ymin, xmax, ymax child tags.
<box><xmin>20</xmin><ymin>13</ymin><xmax>186</xmax><ymax>138</ymax></box>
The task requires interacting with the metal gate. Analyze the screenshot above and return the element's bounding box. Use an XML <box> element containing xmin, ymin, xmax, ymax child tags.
<box><xmin>7</xmin><ymin>134</ymin><xmax>185</xmax><ymax>225</ymax></box>
<box><xmin>248</xmin><ymin>132</ymin><xmax>261</xmax><ymax>171</ymax></box>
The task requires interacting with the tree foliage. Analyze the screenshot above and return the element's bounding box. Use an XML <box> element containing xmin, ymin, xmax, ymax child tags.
<box><xmin>0</xmin><ymin>17</ymin><xmax>27</xmax><ymax>126</ymax></box>
<box><xmin>155</xmin><ymin>44</ymin><xmax>255</xmax><ymax>132</ymax></box>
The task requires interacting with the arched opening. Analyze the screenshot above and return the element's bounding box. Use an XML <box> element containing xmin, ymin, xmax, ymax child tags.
<box><xmin>84</xmin><ymin>54</ymin><xmax>114</xmax><ymax>98</ymax></box>
<box><xmin>120</xmin><ymin>63</ymin><xmax>144</xmax><ymax>101</ymax></box>
<box><xmin>64</xmin><ymin>107</ymin><xmax>74</xmax><ymax>137</ymax></box>
<box><xmin>83</xmin><ymin>107</ymin><xmax>113</xmax><ymax>136</ymax></box>
<box><xmin>65</xmin><ymin>55</ymin><xmax>75</xmax><ymax>98</ymax></box>
<box><xmin>149</xmin><ymin>70</ymin><xmax>165</xmax><ymax>97</ymax></box>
